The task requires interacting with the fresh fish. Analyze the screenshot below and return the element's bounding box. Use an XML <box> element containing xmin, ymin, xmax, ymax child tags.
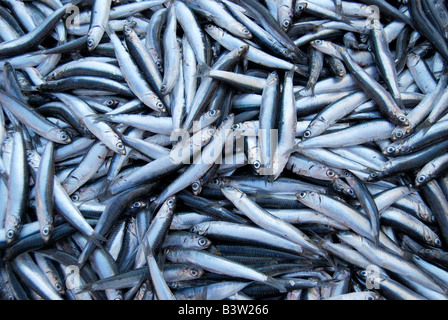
<box><xmin>0</xmin><ymin>0</ymin><xmax>447</xmax><ymax>301</ymax></box>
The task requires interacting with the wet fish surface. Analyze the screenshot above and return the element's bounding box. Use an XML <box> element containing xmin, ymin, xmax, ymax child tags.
<box><xmin>0</xmin><ymin>0</ymin><xmax>447</xmax><ymax>301</ymax></box>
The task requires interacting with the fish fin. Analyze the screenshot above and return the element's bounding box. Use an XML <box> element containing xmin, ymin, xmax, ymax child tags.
<box><xmin>203</xmin><ymin>199</ymin><xmax>232</xmax><ymax>210</ymax></box>
<box><xmin>298</xmin><ymin>87</ymin><xmax>312</xmax><ymax>97</ymax></box>
<box><xmin>0</xmin><ymin>167</ymin><xmax>8</xmax><ymax>185</ymax></box>
<box><xmin>2</xmin><ymin>105</ymin><xmax>21</xmax><ymax>129</ymax></box>
<box><xmin>289</xmin><ymin>141</ymin><xmax>302</xmax><ymax>154</ymax></box>
<box><xmin>334</xmin><ymin>2</ymin><xmax>343</xmax><ymax>15</ymax></box>
<box><xmin>20</xmin><ymin>85</ymin><xmax>38</xmax><ymax>92</ymax></box>
<box><xmin>195</xmin><ymin>60</ymin><xmax>212</xmax><ymax>78</ymax></box>
<box><xmin>69</xmin><ymin>0</ymin><xmax>83</xmax><ymax>6</ymax></box>
<box><xmin>292</xmin><ymin>65</ymin><xmax>308</xmax><ymax>77</ymax></box>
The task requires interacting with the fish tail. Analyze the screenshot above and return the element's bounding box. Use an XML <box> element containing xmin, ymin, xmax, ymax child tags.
<box><xmin>88</xmin><ymin>232</ymin><xmax>107</xmax><ymax>248</ymax></box>
<box><xmin>148</xmin><ymin>199</ymin><xmax>161</xmax><ymax>215</ymax></box>
<box><xmin>96</xmin><ymin>179</ymin><xmax>114</xmax><ymax>202</ymax></box>
<box><xmin>265</xmin><ymin>276</ymin><xmax>287</xmax><ymax>293</ymax></box>
<box><xmin>84</xmin><ymin>113</ymin><xmax>110</xmax><ymax>124</ymax></box>
<box><xmin>340</xmin><ymin>15</ymin><xmax>353</xmax><ymax>26</ymax></box>
<box><xmin>104</xmin><ymin>23</ymin><xmax>115</xmax><ymax>36</ymax></box>
<box><xmin>308</xmin><ymin>231</ymin><xmax>338</xmax><ymax>268</ymax></box>
<box><xmin>195</xmin><ymin>60</ymin><xmax>212</xmax><ymax>78</ymax></box>
<box><xmin>419</xmin><ymin>119</ymin><xmax>433</xmax><ymax>130</ymax></box>
<box><xmin>73</xmin><ymin>282</ymin><xmax>92</xmax><ymax>294</ymax></box>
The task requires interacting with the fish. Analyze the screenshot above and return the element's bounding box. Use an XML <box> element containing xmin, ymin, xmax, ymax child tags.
<box><xmin>0</xmin><ymin>0</ymin><xmax>447</xmax><ymax>302</ymax></box>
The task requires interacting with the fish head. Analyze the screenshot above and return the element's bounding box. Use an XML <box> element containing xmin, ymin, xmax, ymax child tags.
<box><xmin>296</xmin><ymin>191</ymin><xmax>322</xmax><ymax>209</ymax></box>
<box><xmin>191</xmin><ymin>179</ymin><xmax>203</xmax><ymax>195</ymax></box>
<box><xmin>184</xmin><ymin>265</ymin><xmax>204</xmax><ymax>280</ymax></box>
<box><xmin>423</xmin><ymin>228</ymin><xmax>442</xmax><ymax>248</ymax></box>
<box><xmin>391</xmin><ymin>126</ymin><xmax>409</xmax><ymax>141</ymax></box>
<box><xmin>187</xmin><ymin>234</ymin><xmax>212</xmax><ymax>250</ymax></box>
<box><xmin>221</xmin><ymin>185</ymin><xmax>244</xmax><ymax>201</ymax></box>
<box><xmin>190</xmin><ymin>222</ymin><xmax>211</xmax><ymax>236</ymax></box>
<box><xmin>303</xmin><ymin>118</ymin><xmax>327</xmax><ymax>139</ymax></box>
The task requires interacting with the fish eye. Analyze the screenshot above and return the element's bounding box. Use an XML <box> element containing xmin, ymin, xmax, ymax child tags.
<box><xmin>26</xmin><ymin>150</ymin><xmax>34</xmax><ymax>158</ymax></box>
<box><xmin>253</xmin><ymin>160</ymin><xmax>261</xmax><ymax>170</ymax></box>
<box><xmin>303</xmin><ymin>130</ymin><xmax>311</xmax><ymax>138</ymax></box>
<box><xmin>42</xmin><ymin>227</ymin><xmax>50</xmax><ymax>236</ymax></box>
<box><xmin>208</xmin><ymin>110</ymin><xmax>217</xmax><ymax>117</ymax></box>
<box><xmin>242</xmin><ymin>28</ymin><xmax>250</xmax><ymax>35</ymax></box>
<box><xmin>87</xmin><ymin>38</ymin><xmax>95</xmax><ymax>47</ymax></box>
<box><xmin>394</xmin><ymin>130</ymin><xmax>404</xmax><ymax>139</ymax></box>
<box><xmin>298</xmin><ymin>191</ymin><xmax>307</xmax><ymax>198</ymax></box>
<box><xmin>198</xmin><ymin>238</ymin><xmax>208</xmax><ymax>246</ymax></box>
<box><xmin>71</xmin><ymin>193</ymin><xmax>79</xmax><ymax>201</ymax></box>
<box><xmin>231</xmin><ymin>123</ymin><xmax>241</xmax><ymax>130</ymax></box>
<box><xmin>435</xmin><ymin>238</ymin><xmax>441</xmax><ymax>246</ymax></box>
<box><xmin>116</xmin><ymin>142</ymin><xmax>124</xmax><ymax>150</ymax></box>
<box><xmin>297</xmin><ymin>4</ymin><xmax>305</xmax><ymax>10</ymax></box>
<box><xmin>283</xmin><ymin>20</ymin><xmax>290</xmax><ymax>28</ymax></box>
<box><xmin>190</xmin><ymin>226</ymin><xmax>197</xmax><ymax>232</ymax></box>
<box><xmin>191</xmin><ymin>181</ymin><xmax>201</xmax><ymax>191</ymax></box>
<box><xmin>132</xmin><ymin>201</ymin><xmax>142</xmax><ymax>208</ymax></box>
<box><xmin>360</xmin><ymin>270</ymin><xmax>367</xmax><ymax>277</ymax></box>
<box><xmin>157</xmin><ymin>101</ymin><xmax>164</xmax><ymax>109</ymax></box>
<box><xmin>367</xmin><ymin>295</ymin><xmax>374</xmax><ymax>300</ymax></box>
<box><xmin>314</xmin><ymin>39</ymin><xmax>322</xmax><ymax>45</ymax></box>
<box><xmin>326</xmin><ymin>170</ymin><xmax>335</xmax><ymax>177</ymax></box>
<box><xmin>399</xmin><ymin>116</ymin><xmax>407</xmax><ymax>123</ymax></box>
<box><xmin>156</xmin><ymin>61</ymin><xmax>163</xmax><ymax>69</ymax></box>
<box><xmin>59</xmin><ymin>131</ymin><xmax>69</xmax><ymax>141</ymax></box>
<box><xmin>6</xmin><ymin>229</ymin><xmax>14</xmax><ymax>239</ymax></box>
<box><xmin>347</xmin><ymin>188</ymin><xmax>355</xmax><ymax>196</ymax></box>
<box><xmin>190</xmin><ymin>269</ymin><xmax>199</xmax><ymax>277</ymax></box>
<box><xmin>417</xmin><ymin>175</ymin><xmax>426</xmax><ymax>183</ymax></box>
<box><xmin>167</xmin><ymin>198</ymin><xmax>175</xmax><ymax>207</ymax></box>
<box><xmin>386</xmin><ymin>146</ymin><xmax>395</xmax><ymax>154</ymax></box>
<box><xmin>211</xmin><ymin>178</ymin><xmax>220</xmax><ymax>185</ymax></box>
<box><xmin>106</xmin><ymin>99</ymin><xmax>115</xmax><ymax>107</ymax></box>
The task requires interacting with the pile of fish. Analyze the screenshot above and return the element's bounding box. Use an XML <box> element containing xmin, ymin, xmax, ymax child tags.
<box><xmin>1</xmin><ymin>0</ymin><xmax>448</xmax><ymax>300</ymax></box>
